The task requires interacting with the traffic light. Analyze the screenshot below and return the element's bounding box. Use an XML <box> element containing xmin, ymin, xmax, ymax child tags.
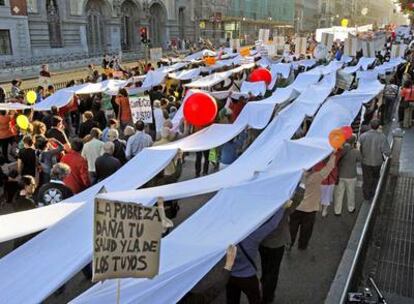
<box><xmin>140</xmin><ymin>27</ymin><xmax>148</xmax><ymax>44</ymax></box>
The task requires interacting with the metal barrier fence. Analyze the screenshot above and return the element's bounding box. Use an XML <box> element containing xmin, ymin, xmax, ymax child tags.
<box><xmin>325</xmin><ymin>139</ymin><xmax>395</xmax><ymax>304</ymax></box>
<box><xmin>0</xmin><ymin>50</ymin><xmax>143</xmax><ymax>70</ymax></box>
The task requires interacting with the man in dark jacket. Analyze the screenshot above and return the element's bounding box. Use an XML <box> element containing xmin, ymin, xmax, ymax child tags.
<box><xmin>95</xmin><ymin>142</ymin><xmax>122</xmax><ymax>182</ymax></box>
<box><xmin>37</xmin><ymin>163</ymin><xmax>73</xmax><ymax>206</ymax></box>
<box><xmin>108</xmin><ymin>129</ymin><xmax>127</xmax><ymax>164</ymax></box>
<box><xmin>79</xmin><ymin>111</ymin><xmax>99</xmax><ymax>139</ymax></box>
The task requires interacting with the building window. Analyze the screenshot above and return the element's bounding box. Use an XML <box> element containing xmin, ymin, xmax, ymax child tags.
<box><xmin>27</xmin><ymin>0</ymin><xmax>38</xmax><ymax>13</ymax></box>
<box><xmin>46</xmin><ymin>0</ymin><xmax>63</xmax><ymax>48</ymax></box>
<box><xmin>0</xmin><ymin>30</ymin><xmax>12</xmax><ymax>55</ymax></box>
<box><xmin>178</xmin><ymin>7</ymin><xmax>185</xmax><ymax>40</ymax></box>
<box><xmin>0</xmin><ymin>0</ymin><xmax>5</xmax><ymax>6</ymax></box>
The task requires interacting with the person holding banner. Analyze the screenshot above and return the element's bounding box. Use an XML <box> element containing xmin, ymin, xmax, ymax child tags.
<box><xmin>289</xmin><ymin>154</ymin><xmax>336</xmax><ymax>250</ymax></box>
<box><xmin>259</xmin><ymin>189</ymin><xmax>303</xmax><ymax>304</ymax></box>
<box><xmin>226</xmin><ymin>208</ymin><xmax>285</xmax><ymax>304</ymax></box>
<box><xmin>179</xmin><ymin>245</ymin><xmax>237</xmax><ymax>304</ymax></box>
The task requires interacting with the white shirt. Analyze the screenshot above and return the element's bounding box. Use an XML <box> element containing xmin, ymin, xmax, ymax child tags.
<box><xmin>81</xmin><ymin>138</ymin><xmax>104</xmax><ymax>172</ymax></box>
<box><xmin>153</xmin><ymin>108</ymin><xmax>165</xmax><ymax>134</ymax></box>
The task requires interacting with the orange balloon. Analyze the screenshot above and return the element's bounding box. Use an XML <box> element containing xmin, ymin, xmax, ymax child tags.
<box><xmin>204</xmin><ymin>57</ymin><xmax>217</xmax><ymax>66</ymax></box>
<box><xmin>240</xmin><ymin>47</ymin><xmax>250</xmax><ymax>57</ymax></box>
<box><xmin>329</xmin><ymin>128</ymin><xmax>346</xmax><ymax>150</ymax></box>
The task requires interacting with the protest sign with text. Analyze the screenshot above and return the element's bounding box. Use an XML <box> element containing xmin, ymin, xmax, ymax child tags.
<box><xmin>92</xmin><ymin>199</ymin><xmax>163</xmax><ymax>282</ymax></box>
<box><xmin>129</xmin><ymin>96</ymin><xmax>153</xmax><ymax>124</ymax></box>
<box><xmin>150</xmin><ymin>48</ymin><xmax>163</xmax><ymax>61</ymax></box>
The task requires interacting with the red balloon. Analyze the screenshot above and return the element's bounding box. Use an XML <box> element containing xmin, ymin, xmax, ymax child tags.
<box><xmin>341</xmin><ymin>126</ymin><xmax>353</xmax><ymax>140</ymax></box>
<box><xmin>183</xmin><ymin>92</ymin><xmax>218</xmax><ymax>127</ymax></box>
<box><xmin>249</xmin><ymin>68</ymin><xmax>272</xmax><ymax>85</ymax></box>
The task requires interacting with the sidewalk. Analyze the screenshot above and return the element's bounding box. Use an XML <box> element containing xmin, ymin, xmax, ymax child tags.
<box><xmin>369</xmin><ymin>128</ymin><xmax>414</xmax><ymax>303</ymax></box>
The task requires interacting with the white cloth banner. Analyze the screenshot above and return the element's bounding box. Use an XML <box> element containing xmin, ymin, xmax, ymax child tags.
<box><xmin>0</xmin><ymin>69</ymin><xmax>329</xmax><ymax>304</ymax></box>
<box><xmin>240</xmin><ymin>81</ymin><xmax>267</xmax><ymax>96</ymax></box>
<box><xmin>294</xmin><ymin>37</ymin><xmax>307</xmax><ymax>56</ymax></box>
<box><xmin>321</xmin><ymin>32</ymin><xmax>334</xmax><ymax>48</ymax></box>
<box><xmin>391</xmin><ymin>44</ymin><xmax>407</xmax><ymax>58</ymax></box>
<box><xmin>0</xmin><ymin>148</ymin><xmax>177</xmax><ymax>243</ymax></box>
<box><xmin>0</xmin><ymin>70</ymin><xmax>312</xmax><ymax>244</ymax></box>
<box><xmin>344</xmin><ymin>38</ymin><xmax>358</xmax><ymax>57</ymax></box>
<box><xmin>73</xmin><ymin>75</ymin><xmax>379</xmax><ymax>304</ymax></box>
<box><xmin>342</xmin><ymin>57</ymin><xmax>376</xmax><ymax>74</ymax></box>
<box><xmin>168</xmin><ymin>68</ymin><xmax>201</xmax><ymax>81</ymax></box>
<box><xmin>270</xmin><ymin>63</ymin><xmax>292</xmax><ymax>79</ymax></box>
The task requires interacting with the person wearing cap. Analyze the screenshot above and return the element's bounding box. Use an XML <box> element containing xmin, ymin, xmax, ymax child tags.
<box><xmin>359</xmin><ymin>119</ymin><xmax>391</xmax><ymax>201</ymax></box>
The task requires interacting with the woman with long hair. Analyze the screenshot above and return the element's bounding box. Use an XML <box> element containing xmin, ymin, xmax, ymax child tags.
<box><xmin>115</xmin><ymin>88</ymin><xmax>132</xmax><ymax>130</ymax></box>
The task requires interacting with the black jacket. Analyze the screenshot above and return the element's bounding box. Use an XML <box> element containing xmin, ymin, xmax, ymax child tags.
<box><xmin>113</xmin><ymin>139</ymin><xmax>127</xmax><ymax>165</ymax></box>
<box><xmin>79</xmin><ymin>119</ymin><xmax>99</xmax><ymax>139</ymax></box>
<box><xmin>37</xmin><ymin>181</ymin><xmax>73</xmax><ymax>205</ymax></box>
<box><xmin>95</xmin><ymin>153</ymin><xmax>122</xmax><ymax>182</ymax></box>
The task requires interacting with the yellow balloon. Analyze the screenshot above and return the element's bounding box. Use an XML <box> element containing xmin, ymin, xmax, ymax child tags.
<box><xmin>16</xmin><ymin>115</ymin><xmax>29</xmax><ymax>130</ymax></box>
<box><xmin>26</xmin><ymin>90</ymin><xmax>37</xmax><ymax>105</ymax></box>
<box><xmin>341</xmin><ymin>18</ymin><xmax>349</xmax><ymax>28</ymax></box>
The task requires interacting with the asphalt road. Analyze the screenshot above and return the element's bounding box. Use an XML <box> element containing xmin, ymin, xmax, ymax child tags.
<box><xmin>0</xmin><ymin>152</ymin><xmax>363</xmax><ymax>303</ymax></box>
